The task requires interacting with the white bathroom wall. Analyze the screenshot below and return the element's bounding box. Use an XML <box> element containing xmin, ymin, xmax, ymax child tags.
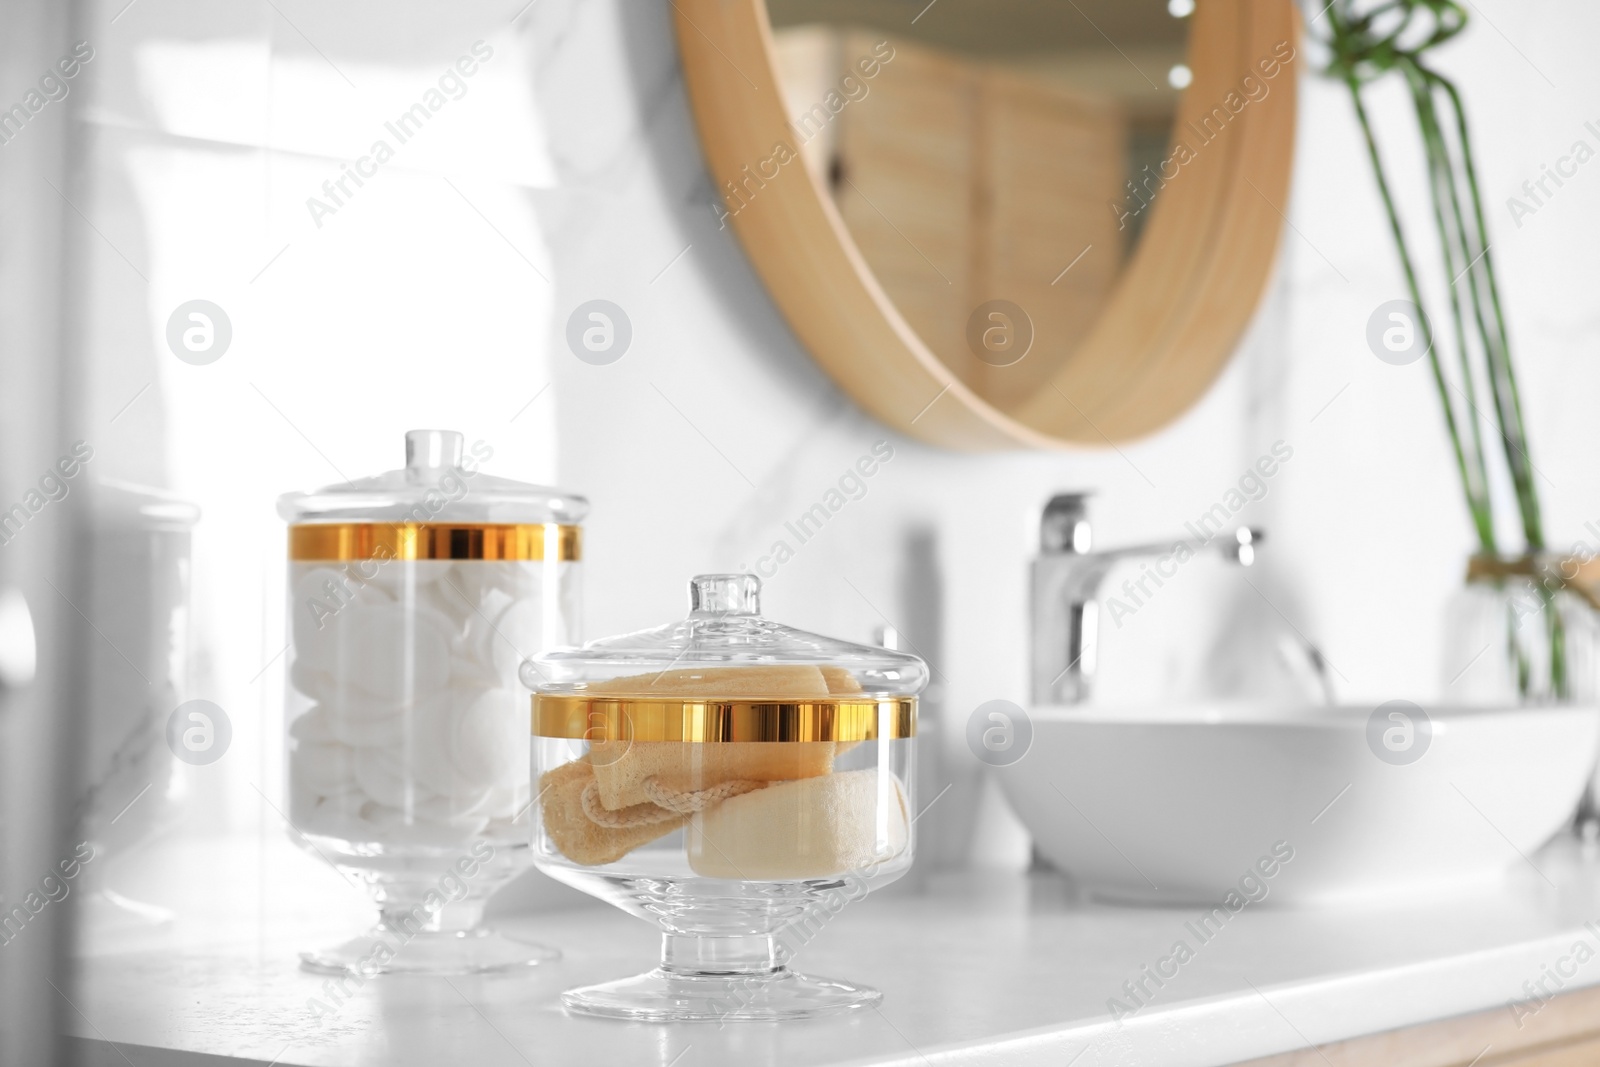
<box><xmin>73</xmin><ymin>1</ymin><xmax>566</xmax><ymax>842</ymax></box>
<box><xmin>65</xmin><ymin>0</ymin><xmax>1600</xmax><ymax>860</ymax></box>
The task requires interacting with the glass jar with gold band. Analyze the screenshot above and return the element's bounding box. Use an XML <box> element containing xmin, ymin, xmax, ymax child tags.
<box><xmin>522</xmin><ymin>572</ymin><xmax>926</xmax><ymax>1022</ymax></box>
<box><xmin>277</xmin><ymin>429</ymin><xmax>584</xmax><ymax>976</ymax></box>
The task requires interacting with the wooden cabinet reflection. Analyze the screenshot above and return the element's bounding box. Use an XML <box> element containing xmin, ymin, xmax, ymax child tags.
<box><xmin>775</xmin><ymin>28</ymin><xmax>1126</xmax><ymax>409</ymax></box>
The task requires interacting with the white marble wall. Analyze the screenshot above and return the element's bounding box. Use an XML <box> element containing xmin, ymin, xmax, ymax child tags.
<box><xmin>70</xmin><ymin>0</ymin><xmax>1600</xmax><ymax>865</ymax></box>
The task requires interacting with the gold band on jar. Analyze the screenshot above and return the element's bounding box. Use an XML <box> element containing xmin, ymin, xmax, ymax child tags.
<box><xmin>531</xmin><ymin>695</ymin><xmax>916</xmax><ymax>742</ymax></box>
<box><xmin>289</xmin><ymin>523</ymin><xmax>581</xmax><ymax>562</ymax></box>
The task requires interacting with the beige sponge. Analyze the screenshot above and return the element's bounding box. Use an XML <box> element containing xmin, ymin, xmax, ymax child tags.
<box><xmin>538</xmin><ymin>756</ymin><xmax>686</xmax><ymax>866</ymax></box>
<box><xmin>586</xmin><ymin>665</ymin><xmax>864</xmax><ymax>810</ymax></box>
<box><xmin>686</xmin><ymin>768</ymin><xmax>908</xmax><ymax>880</ymax></box>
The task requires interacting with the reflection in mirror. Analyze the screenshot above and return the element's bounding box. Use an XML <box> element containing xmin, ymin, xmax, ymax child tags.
<box><xmin>767</xmin><ymin>0</ymin><xmax>1190</xmax><ymax>410</ymax></box>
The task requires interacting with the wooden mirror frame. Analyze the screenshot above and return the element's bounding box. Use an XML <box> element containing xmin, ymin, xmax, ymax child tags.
<box><xmin>673</xmin><ymin>0</ymin><xmax>1299</xmax><ymax>450</ymax></box>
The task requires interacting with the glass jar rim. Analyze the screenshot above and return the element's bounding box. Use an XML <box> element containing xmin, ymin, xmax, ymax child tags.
<box><xmin>532</xmin><ymin>694</ymin><xmax>916</xmax><ymax>742</ymax></box>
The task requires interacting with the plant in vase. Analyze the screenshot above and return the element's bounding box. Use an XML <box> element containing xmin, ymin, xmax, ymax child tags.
<box><xmin>1311</xmin><ymin>0</ymin><xmax>1596</xmax><ymax>702</ymax></box>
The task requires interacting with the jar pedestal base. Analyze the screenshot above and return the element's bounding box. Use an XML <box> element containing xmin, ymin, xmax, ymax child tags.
<box><xmin>561</xmin><ymin>967</ymin><xmax>881</xmax><ymax>1022</ymax></box>
<box><xmin>299</xmin><ymin>921</ymin><xmax>559</xmax><ymax>977</ymax></box>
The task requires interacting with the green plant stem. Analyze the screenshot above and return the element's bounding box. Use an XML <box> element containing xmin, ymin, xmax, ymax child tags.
<box><xmin>1321</xmin><ymin>0</ymin><xmax>1568</xmax><ymax>700</ymax></box>
<box><xmin>1342</xmin><ymin>73</ymin><xmax>1496</xmax><ymax>550</ymax></box>
<box><xmin>1435</xmin><ymin>74</ymin><xmax>1544</xmax><ymax>549</ymax></box>
<box><xmin>1402</xmin><ymin>62</ymin><xmax>1495</xmax><ymax>551</ymax></box>
<box><xmin>1542</xmin><ymin>581</ymin><xmax>1569</xmax><ymax>698</ymax></box>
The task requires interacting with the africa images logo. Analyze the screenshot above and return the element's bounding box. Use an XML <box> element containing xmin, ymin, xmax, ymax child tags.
<box><xmin>1366</xmin><ymin>700</ymin><xmax>1431</xmax><ymax>765</ymax></box>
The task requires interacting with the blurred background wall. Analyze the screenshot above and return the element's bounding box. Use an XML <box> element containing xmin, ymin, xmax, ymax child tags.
<box><xmin>31</xmin><ymin>0</ymin><xmax>1600</xmax><ymax>877</ymax></box>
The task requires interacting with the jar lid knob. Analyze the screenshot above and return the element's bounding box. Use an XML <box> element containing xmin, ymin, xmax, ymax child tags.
<box><xmin>405</xmin><ymin>429</ymin><xmax>463</xmax><ymax>472</ymax></box>
<box><xmin>690</xmin><ymin>574</ymin><xmax>760</xmax><ymax>616</ymax></box>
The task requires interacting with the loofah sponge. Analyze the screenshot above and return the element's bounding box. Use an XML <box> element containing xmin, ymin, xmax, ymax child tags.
<box><xmin>538</xmin><ymin>756</ymin><xmax>687</xmax><ymax>867</ymax></box>
<box><xmin>588</xmin><ymin>740</ymin><xmax>842</xmax><ymax>811</ymax></box>
<box><xmin>686</xmin><ymin>768</ymin><xmax>908</xmax><ymax>880</ymax></box>
<box><xmin>585</xmin><ymin>665</ymin><xmax>864</xmax><ymax>810</ymax></box>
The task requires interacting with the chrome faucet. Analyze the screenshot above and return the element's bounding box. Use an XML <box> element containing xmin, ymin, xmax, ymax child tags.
<box><xmin>1030</xmin><ymin>494</ymin><xmax>1262</xmax><ymax>705</ymax></box>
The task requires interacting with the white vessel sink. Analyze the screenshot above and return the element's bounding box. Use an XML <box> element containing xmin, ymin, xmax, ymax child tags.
<box><xmin>997</xmin><ymin>703</ymin><xmax>1600</xmax><ymax>905</ymax></box>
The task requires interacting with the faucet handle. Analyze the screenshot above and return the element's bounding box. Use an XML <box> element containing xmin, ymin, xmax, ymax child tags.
<box><xmin>1041</xmin><ymin>493</ymin><xmax>1092</xmax><ymax>554</ymax></box>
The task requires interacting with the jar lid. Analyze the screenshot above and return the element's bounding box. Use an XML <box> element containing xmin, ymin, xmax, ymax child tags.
<box><xmin>277</xmin><ymin>429</ymin><xmax>587</xmax><ymax>526</ymax></box>
<box><xmin>524</xmin><ymin>574</ymin><xmax>927</xmax><ymax>742</ymax></box>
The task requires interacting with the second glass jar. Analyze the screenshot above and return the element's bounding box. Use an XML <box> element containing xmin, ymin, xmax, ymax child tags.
<box><xmin>524</xmin><ymin>573</ymin><xmax>926</xmax><ymax>1021</ymax></box>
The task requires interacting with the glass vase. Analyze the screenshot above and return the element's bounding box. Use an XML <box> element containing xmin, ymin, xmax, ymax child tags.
<box><xmin>1442</xmin><ymin>554</ymin><xmax>1598</xmax><ymax>704</ymax></box>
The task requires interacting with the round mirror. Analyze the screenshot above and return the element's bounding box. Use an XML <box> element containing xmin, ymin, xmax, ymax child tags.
<box><xmin>676</xmin><ymin>0</ymin><xmax>1298</xmax><ymax>449</ymax></box>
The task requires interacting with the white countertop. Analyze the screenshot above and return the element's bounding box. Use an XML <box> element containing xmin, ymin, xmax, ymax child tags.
<box><xmin>66</xmin><ymin>832</ymin><xmax>1600</xmax><ymax>1066</ymax></box>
